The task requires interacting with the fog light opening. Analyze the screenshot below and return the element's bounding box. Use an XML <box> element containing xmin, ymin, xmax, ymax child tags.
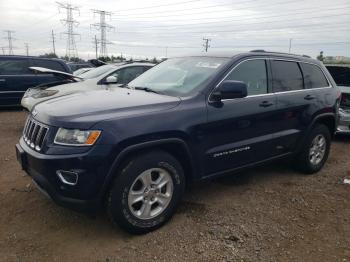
<box><xmin>56</xmin><ymin>170</ymin><xmax>78</xmax><ymax>186</ymax></box>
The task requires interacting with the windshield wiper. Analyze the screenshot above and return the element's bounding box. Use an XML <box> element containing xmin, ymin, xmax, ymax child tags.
<box><xmin>134</xmin><ymin>86</ymin><xmax>161</xmax><ymax>94</ymax></box>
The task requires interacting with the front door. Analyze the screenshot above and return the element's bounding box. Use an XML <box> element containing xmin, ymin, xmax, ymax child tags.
<box><xmin>201</xmin><ymin>58</ymin><xmax>278</xmax><ymax>177</ymax></box>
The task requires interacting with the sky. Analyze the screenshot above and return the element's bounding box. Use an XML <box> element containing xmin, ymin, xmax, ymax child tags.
<box><xmin>0</xmin><ymin>0</ymin><xmax>349</xmax><ymax>60</ymax></box>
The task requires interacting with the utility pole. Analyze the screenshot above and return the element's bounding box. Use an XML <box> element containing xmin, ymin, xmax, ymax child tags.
<box><xmin>50</xmin><ymin>29</ymin><xmax>56</xmax><ymax>55</ymax></box>
<box><xmin>289</xmin><ymin>38</ymin><xmax>293</xmax><ymax>53</ymax></box>
<box><xmin>4</xmin><ymin>30</ymin><xmax>15</xmax><ymax>55</ymax></box>
<box><xmin>165</xmin><ymin>46</ymin><xmax>168</xmax><ymax>58</ymax></box>
<box><xmin>1</xmin><ymin>47</ymin><xmax>5</xmax><ymax>55</ymax></box>
<box><xmin>93</xmin><ymin>35</ymin><xmax>98</xmax><ymax>59</ymax></box>
<box><xmin>203</xmin><ymin>38</ymin><xmax>211</xmax><ymax>52</ymax></box>
<box><xmin>57</xmin><ymin>2</ymin><xmax>80</xmax><ymax>60</ymax></box>
<box><xmin>91</xmin><ymin>9</ymin><xmax>114</xmax><ymax>58</ymax></box>
<box><xmin>24</xmin><ymin>43</ymin><xmax>29</xmax><ymax>56</ymax></box>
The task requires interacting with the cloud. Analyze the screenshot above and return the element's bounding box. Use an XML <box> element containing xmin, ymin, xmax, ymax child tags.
<box><xmin>0</xmin><ymin>0</ymin><xmax>349</xmax><ymax>59</ymax></box>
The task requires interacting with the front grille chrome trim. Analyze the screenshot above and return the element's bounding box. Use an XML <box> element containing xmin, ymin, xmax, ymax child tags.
<box><xmin>22</xmin><ymin>116</ymin><xmax>49</xmax><ymax>152</ymax></box>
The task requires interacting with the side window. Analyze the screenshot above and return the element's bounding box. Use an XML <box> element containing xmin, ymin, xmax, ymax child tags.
<box><xmin>111</xmin><ymin>66</ymin><xmax>144</xmax><ymax>84</ymax></box>
<box><xmin>301</xmin><ymin>63</ymin><xmax>329</xmax><ymax>89</ymax></box>
<box><xmin>0</xmin><ymin>58</ymin><xmax>31</xmax><ymax>75</ymax></box>
<box><xmin>33</xmin><ymin>59</ymin><xmax>66</xmax><ymax>72</ymax></box>
<box><xmin>225</xmin><ymin>59</ymin><xmax>268</xmax><ymax>96</ymax></box>
<box><xmin>271</xmin><ymin>60</ymin><xmax>303</xmax><ymax>92</ymax></box>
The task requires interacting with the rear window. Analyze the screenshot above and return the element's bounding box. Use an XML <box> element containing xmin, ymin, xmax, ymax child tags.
<box><xmin>32</xmin><ymin>59</ymin><xmax>67</xmax><ymax>72</ymax></box>
<box><xmin>0</xmin><ymin>58</ymin><xmax>31</xmax><ymax>75</ymax></box>
<box><xmin>301</xmin><ymin>63</ymin><xmax>329</xmax><ymax>89</ymax></box>
<box><xmin>271</xmin><ymin>60</ymin><xmax>303</xmax><ymax>92</ymax></box>
<box><xmin>326</xmin><ymin>66</ymin><xmax>350</xmax><ymax>87</ymax></box>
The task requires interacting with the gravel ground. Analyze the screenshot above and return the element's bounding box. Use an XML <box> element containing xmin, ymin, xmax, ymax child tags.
<box><xmin>0</xmin><ymin>110</ymin><xmax>349</xmax><ymax>262</ymax></box>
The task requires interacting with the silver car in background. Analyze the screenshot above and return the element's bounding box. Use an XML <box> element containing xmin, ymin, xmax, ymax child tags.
<box><xmin>21</xmin><ymin>62</ymin><xmax>154</xmax><ymax>111</ymax></box>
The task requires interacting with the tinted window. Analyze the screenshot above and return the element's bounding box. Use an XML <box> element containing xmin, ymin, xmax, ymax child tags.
<box><xmin>301</xmin><ymin>63</ymin><xmax>329</xmax><ymax>89</ymax></box>
<box><xmin>0</xmin><ymin>58</ymin><xmax>31</xmax><ymax>75</ymax></box>
<box><xmin>271</xmin><ymin>60</ymin><xmax>303</xmax><ymax>92</ymax></box>
<box><xmin>33</xmin><ymin>59</ymin><xmax>66</xmax><ymax>72</ymax></box>
<box><xmin>111</xmin><ymin>66</ymin><xmax>145</xmax><ymax>84</ymax></box>
<box><xmin>326</xmin><ymin>66</ymin><xmax>350</xmax><ymax>87</ymax></box>
<box><xmin>226</xmin><ymin>59</ymin><xmax>268</xmax><ymax>95</ymax></box>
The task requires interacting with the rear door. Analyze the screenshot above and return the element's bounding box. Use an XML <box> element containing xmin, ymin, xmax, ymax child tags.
<box><xmin>0</xmin><ymin>57</ymin><xmax>37</xmax><ymax>106</ymax></box>
<box><xmin>270</xmin><ymin>59</ymin><xmax>319</xmax><ymax>153</ymax></box>
<box><xmin>202</xmin><ymin>58</ymin><xmax>279</xmax><ymax>176</ymax></box>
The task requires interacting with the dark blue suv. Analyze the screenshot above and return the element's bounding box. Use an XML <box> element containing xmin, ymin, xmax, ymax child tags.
<box><xmin>16</xmin><ymin>51</ymin><xmax>340</xmax><ymax>234</ymax></box>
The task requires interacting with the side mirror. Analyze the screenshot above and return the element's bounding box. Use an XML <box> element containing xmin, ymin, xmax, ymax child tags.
<box><xmin>105</xmin><ymin>75</ymin><xmax>118</xmax><ymax>84</ymax></box>
<box><xmin>211</xmin><ymin>80</ymin><xmax>248</xmax><ymax>102</ymax></box>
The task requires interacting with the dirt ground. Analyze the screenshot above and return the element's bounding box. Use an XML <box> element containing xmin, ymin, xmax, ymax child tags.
<box><xmin>0</xmin><ymin>110</ymin><xmax>349</xmax><ymax>262</ymax></box>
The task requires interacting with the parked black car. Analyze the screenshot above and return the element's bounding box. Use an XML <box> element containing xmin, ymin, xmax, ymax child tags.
<box><xmin>0</xmin><ymin>55</ymin><xmax>71</xmax><ymax>106</ymax></box>
<box><xmin>325</xmin><ymin>64</ymin><xmax>350</xmax><ymax>132</ymax></box>
<box><xmin>16</xmin><ymin>51</ymin><xmax>340</xmax><ymax>234</ymax></box>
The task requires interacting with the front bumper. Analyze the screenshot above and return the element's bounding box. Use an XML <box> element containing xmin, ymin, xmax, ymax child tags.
<box><xmin>337</xmin><ymin>109</ymin><xmax>350</xmax><ymax>133</ymax></box>
<box><xmin>16</xmin><ymin>138</ymin><xmax>114</xmax><ymax>213</ymax></box>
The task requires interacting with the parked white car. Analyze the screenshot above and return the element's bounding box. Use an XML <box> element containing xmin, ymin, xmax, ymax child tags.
<box><xmin>21</xmin><ymin>62</ymin><xmax>154</xmax><ymax>111</ymax></box>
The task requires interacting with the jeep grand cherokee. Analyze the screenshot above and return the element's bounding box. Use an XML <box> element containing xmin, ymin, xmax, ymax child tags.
<box><xmin>16</xmin><ymin>51</ymin><xmax>340</xmax><ymax>234</ymax></box>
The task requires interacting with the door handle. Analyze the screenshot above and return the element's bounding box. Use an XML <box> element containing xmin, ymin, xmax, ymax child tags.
<box><xmin>304</xmin><ymin>94</ymin><xmax>316</xmax><ymax>100</ymax></box>
<box><xmin>259</xmin><ymin>101</ymin><xmax>274</xmax><ymax>107</ymax></box>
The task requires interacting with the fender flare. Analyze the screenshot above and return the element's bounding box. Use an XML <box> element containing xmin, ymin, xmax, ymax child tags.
<box><xmin>98</xmin><ymin>138</ymin><xmax>195</xmax><ymax>200</ymax></box>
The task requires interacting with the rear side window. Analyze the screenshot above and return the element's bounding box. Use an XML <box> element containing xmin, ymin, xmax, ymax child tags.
<box><xmin>225</xmin><ymin>59</ymin><xmax>268</xmax><ymax>96</ymax></box>
<box><xmin>301</xmin><ymin>63</ymin><xmax>329</xmax><ymax>89</ymax></box>
<box><xmin>0</xmin><ymin>58</ymin><xmax>31</xmax><ymax>75</ymax></box>
<box><xmin>271</xmin><ymin>60</ymin><xmax>303</xmax><ymax>92</ymax></box>
<box><xmin>32</xmin><ymin>59</ymin><xmax>66</xmax><ymax>72</ymax></box>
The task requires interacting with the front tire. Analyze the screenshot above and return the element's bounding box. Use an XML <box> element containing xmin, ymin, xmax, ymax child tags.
<box><xmin>295</xmin><ymin>124</ymin><xmax>331</xmax><ymax>174</ymax></box>
<box><xmin>107</xmin><ymin>150</ymin><xmax>185</xmax><ymax>234</ymax></box>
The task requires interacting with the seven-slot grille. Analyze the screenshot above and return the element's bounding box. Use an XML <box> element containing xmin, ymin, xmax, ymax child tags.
<box><xmin>23</xmin><ymin>117</ymin><xmax>49</xmax><ymax>151</ymax></box>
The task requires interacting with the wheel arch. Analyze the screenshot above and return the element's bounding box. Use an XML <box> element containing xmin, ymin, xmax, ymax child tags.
<box><xmin>99</xmin><ymin>138</ymin><xmax>196</xmax><ymax>202</ymax></box>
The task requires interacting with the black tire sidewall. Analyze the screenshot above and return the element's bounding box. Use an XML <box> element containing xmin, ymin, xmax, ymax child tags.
<box><xmin>301</xmin><ymin>124</ymin><xmax>331</xmax><ymax>173</ymax></box>
<box><xmin>108</xmin><ymin>151</ymin><xmax>185</xmax><ymax>234</ymax></box>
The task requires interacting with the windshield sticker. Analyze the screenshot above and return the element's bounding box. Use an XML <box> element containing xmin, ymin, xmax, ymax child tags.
<box><xmin>195</xmin><ymin>62</ymin><xmax>221</xmax><ymax>69</ymax></box>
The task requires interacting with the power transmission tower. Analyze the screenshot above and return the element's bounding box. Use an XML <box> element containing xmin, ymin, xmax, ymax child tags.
<box><xmin>202</xmin><ymin>38</ymin><xmax>211</xmax><ymax>52</ymax></box>
<box><xmin>24</xmin><ymin>43</ymin><xmax>29</xmax><ymax>56</ymax></box>
<box><xmin>93</xmin><ymin>35</ymin><xmax>98</xmax><ymax>59</ymax></box>
<box><xmin>50</xmin><ymin>30</ymin><xmax>57</xmax><ymax>55</ymax></box>
<box><xmin>289</xmin><ymin>38</ymin><xmax>293</xmax><ymax>53</ymax></box>
<box><xmin>4</xmin><ymin>30</ymin><xmax>15</xmax><ymax>55</ymax></box>
<box><xmin>91</xmin><ymin>10</ymin><xmax>114</xmax><ymax>57</ymax></box>
<box><xmin>57</xmin><ymin>2</ymin><xmax>80</xmax><ymax>59</ymax></box>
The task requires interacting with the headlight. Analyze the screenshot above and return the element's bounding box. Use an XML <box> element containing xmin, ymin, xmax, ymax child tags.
<box><xmin>32</xmin><ymin>90</ymin><xmax>59</xmax><ymax>98</ymax></box>
<box><xmin>54</xmin><ymin>128</ymin><xmax>101</xmax><ymax>146</ymax></box>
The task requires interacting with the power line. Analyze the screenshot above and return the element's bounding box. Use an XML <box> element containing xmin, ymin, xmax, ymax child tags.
<box><xmin>3</xmin><ymin>30</ymin><xmax>15</xmax><ymax>55</ymax></box>
<box><xmin>50</xmin><ymin>29</ymin><xmax>57</xmax><ymax>55</ymax></box>
<box><xmin>91</xmin><ymin>9</ymin><xmax>114</xmax><ymax>57</ymax></box>
<box><xmin>111</xmin><ymin>0</ymin><xmax>202</xmax><ymax>12</ymax></box>
<box><xmin>57</xmin><ymin>2</ymin><xmax>80</xmax><ymax>59</ymax></box>
<box><xmin>203</xmin><ymin>38</ymin><xmax>211</xmax><ymax>52</ymax></box>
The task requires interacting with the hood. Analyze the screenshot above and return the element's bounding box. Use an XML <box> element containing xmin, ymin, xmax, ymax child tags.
<box><xmin>30</xmin><ymin>67</ymin><xmax>82</xmax><ymax>82</ymax></box>
<box><xmin>33</xmin><ymin>88</ymin><xmax>181</xmax><ymax>129</ymax></box>
<box><xmin>338</xmin><ymin>85</ymin><xmax>350</xmax><ymax>93</ymax></box>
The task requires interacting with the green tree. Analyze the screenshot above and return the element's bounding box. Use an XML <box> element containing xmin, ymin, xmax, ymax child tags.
<box><xmin>317</xmin><ymin>51</ymin><xmax>324</xmax><ymax>62</ymax></box>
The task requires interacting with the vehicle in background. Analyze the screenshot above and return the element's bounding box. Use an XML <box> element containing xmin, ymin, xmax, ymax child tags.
<box><xmin>0</xmin><ymin>55</ymin><xmax>72</xmax><ymax>106</ymax></box>
<box><xmin>21</xmin><ymin>62</ymin><xmax>155</xmax><ymax>111</ymax></box>
<box><xmin>16</xmin><ymin>51</ymin><xmax>340</xmax><ymax>233</ymax></box>
<box><xmin>326</xmin><ymin>64</ymin><xmax>350</xmax><ymax>133</ymax></box>
<box><xmin>67</xmin><ymin>62</ymin><xmax>93</xmax><ymax>72</ymax></box>
<box><xmin>73</xmin><ymin>67</ymin><xmax>93</xmax><ymax>76</ymax></box>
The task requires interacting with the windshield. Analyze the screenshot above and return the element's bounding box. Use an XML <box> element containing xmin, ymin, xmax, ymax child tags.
<box><xmin>79</xmin><ymin>64</ymin><xmax>115</xmax><ymax>79</ymax></box>
<box><xmin>128</xmin><ymin>57</ymin><xmax>230</xmax><ymax>96</ymax></box>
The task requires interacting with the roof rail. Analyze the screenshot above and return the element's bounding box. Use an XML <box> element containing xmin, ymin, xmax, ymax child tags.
<box><xmin>250</xmin><ymin>50</ymin><xmax>312</xmax><ymax>59</ymax></box>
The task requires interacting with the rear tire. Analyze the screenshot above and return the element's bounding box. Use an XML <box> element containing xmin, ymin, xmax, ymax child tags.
<box><xmin>107</xmin><ymin>150</ymin><xmax>185</xmax><ymax>234</ymax></box>
<box><xmin>295</xmin><ymin>124</ymin><xmax>331</xmax><ymax>174</ymax></box>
